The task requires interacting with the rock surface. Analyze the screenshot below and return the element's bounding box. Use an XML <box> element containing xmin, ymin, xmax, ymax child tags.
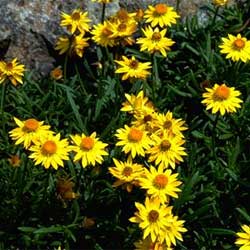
<box><xmin>0</xmin><ymin>0</ymin><xmax>234</xmax><ymax>77</ymax></box>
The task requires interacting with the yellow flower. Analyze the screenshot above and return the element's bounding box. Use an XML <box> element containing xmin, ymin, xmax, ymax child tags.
<box><xmin>129</xmin><ymin>197</ymin><xmax>172</xmax><ymax>242</ymax></box>
<box><xmin>213</xmin><ymin>0</ymin><xmax>228</xmax><ymax>6</ymax></box>
<box><xmin>155</xmin><ymin>112</ymin><xmax>187</xmax><ymax>138</ymax></box>
<box><xmin>0</xmin><ymin>58</ymin><xmax>25</xmax><ymax>86</ymax></box>
<box><xmin>109</xmin><ymin>157</ymin><xmax>145</xmax><ymax>191</ymax></box>
<box><xmin>139</xmin><ymin>165</ymin><xmax>182</xmax><ymax>204</ymax></box>
<box><xmin>60</xmin><ymin>9</ymin><xmax>91</xmax><ymax>34</ymax></box>
<box><xmin>115</xmin><ymin>55</ymin><xmax>151</xmax><ymax>81</ymax></box>
<box><xmin>219</xmin><ymin>34</ymin><xmax>250</xmax><ymax>62</ymax></box>
<box><xmin>144</xmin><ymin>3</ymin><xmax>180</xmax><ymax>28</ymax></box>
<box><xmin>70</xmin><ymin>132</ymin><xmax>108</xmax><ymax>168</ymax></box>
<box><xmin>55</xmin><ymin>36</ymin><xmax>70</xmax><ymax>55</ymax></box>
<box><xmin>111</xmin><ymin>8</ymin><xmax>136</xmax><ymax>23</ymax></box>
<box><xmin>235</xmin><ymin>225</ymin><xmax>250</xmax><ymax>250</ymax></box>
<box><xmin>134</xmin><ymin>237</ymin><xmax>171</xmax><ymax>250</ymax></box>
<box><xmin>136</xmin><ymin>26</ymin><xmax>175</xmax><ymax>57</ymax></box>
<box><xmin>29</xmin><ymin>133</ymin><xmax>70</xmax><ymax>170</ymax></box>
<box><xmin>72</xmin><ymin>33</ymin><xmax>89</xmax><ymax>57</ymax></box>
<box><xmin>201</xmin><ymin>83</ymin><xmax>243</xmax><ymax>115</ymax></box>
<box><xmin>115</xmin><ymin>125</ymin><xmax>152</xmax><ymax>158</ymax></box>
<box><xmin>50</xmin><ymin>67</ymin><xmax>63</xmax><ymax>80</ymax></box>
<box><xmin>147</xmin><ymin>134</ymin><xmax>187</xmax><ymax>169</ymax></box>
<box><xmin>159</xmin><ymin>215</ymin><xmax>187</xmax><ymax>247</ymax></box>
<box><xmin>9</xmin><ymin>117</ymin><xmax>52</xmax><ymax>149</ymax></box>
<box><xmin>121</xmin><ymin>91</ymin><xmax>155</xmax><ymax>115</ymax></box>
<box><xmin>91</xmin><ymin>21</ymin><xmax>116</xmax><ymax>47</ymax></box>
<box><xmin>8</xmin><ymin>155</ymin><xmax>21</xmax><ymax>167</ymax></box>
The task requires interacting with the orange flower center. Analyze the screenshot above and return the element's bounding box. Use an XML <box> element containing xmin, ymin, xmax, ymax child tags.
<box><xmin>118</xmin><ymin>23</ymin><xmax>127</xmax><ymax>32</ymax></box>
<box><xmin>122</xmin><ymin>166</ymin><xmax>133</xmax><ymax>177</ymax></box>
<box><xmin>148</xmin><ymin>210</ymin><xmax>159</xmax><ymax>222</ymax></box>
<box><xmin>129</xmin><ymin>59</ymin><xmax>139</xmax><ymax>69</ymax></box>
<box><xmin>23</xmin><ymin>118</ymin><xmax>39</xmax><ymax>132</ymax></box>
<box><xmin>154</xmin><ymin>3</ymin><xmax>168</xmax><ymax>15</ymax></box>
<box><xmin>128</xmin><ymin>128</ymin><xmax>143</xmax><ymax>142</ymax></box>
<box><xmin>213</xmin><ymin>85</ymin><xmax>230</xmax><ymax>100</ymax></box>
<box><xmin>163</xmin><ymin>120</ymin><xmax>172</xmax><ymax>129</ymax></box>
<box><xmin>153</xmin><ymin>174</ymin><xmax>168</xmax><ymax>189</ymax></box>
<box><xmin>6</xmin><ymin>62</ymin><xmax>13</xmax><ymax>71</ymax></box>
<box><xmin>81</xmin><ymin>137</ymin><xmax>94</xmax><ymax>150</ymax></box>
<box><xmin>72</xmin><ymin>12</ymin><xmax>81</xmax><ymax>21</ymax></box>
<box><xmin>42</xmin><ymin>140</ymin><xmax>57</xmax><ymax>155</ymax></box>
<box><xmin>152</xmin><ymin>32</ymin><xmax>162</xmax><ymax>41</ymax></box>
<box><xmin>233</xmin><ymin>38</ymin><xmax>245</xmax><ymax>49</ymax></box>
<box><xmin>102</xmin><ymin>27</ymin><xmax>113</xmax><ymax>37</ymax></box>
<box><xmin>160</xmin><ymin>140</ymin><xmax>171</xmax><ymax>151</ymax></box>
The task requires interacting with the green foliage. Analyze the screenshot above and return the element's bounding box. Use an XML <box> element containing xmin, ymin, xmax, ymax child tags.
<box><xmin>1</xmin><ymin>1</ymin><xmax>250</xmax><ymax>250</ymax></box>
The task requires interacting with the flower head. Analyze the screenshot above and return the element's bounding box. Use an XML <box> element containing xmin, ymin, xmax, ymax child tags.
<box><xmin>0</xmin><ymin>58</ymin><xmax>25</xmax><ymax>86</ymax></box>
<box><xmin>137</xmin><ymin>26</ymin><xmax>175</xmax><ymax>57</ymax></box>
<box><xmin>134</xmin><ymin>237</ymin><xmax>171</xmax><ymax>250</ymax></box>
<box><xmin>213</xmin><ymin>0</ymin><xmax>228</xmax><ymax>6</ymax></box>
<box><xmin>115</xmin><ymin>125</ymin><xmax>152</xmax><ymax>158</ymax></box>
<box><xmin>144</xmin><ymin>3</ymin><xmax>179</xmax><ymax>27</ymax></box>
<box><xmin>202</xmin><ymin>83</ymin><xmax>243</xmax><ymax>115</ymax></box>
<box><xmin>29</xmin><ymin>133</ymin><xmax>70</xmax><ymax>170</ymax></box>
<box><xmin>70</xmin><ymin>132</ymin><xmax>108</xmax><ymax>168</ymax></box>
<box><xmin>129</xmin><ymin>197</ymin><xmax>172</xmax><ymax>242</ymax></box>
<box><xmin>115</xmin><ymin>55</ymin><xmax>151</xmax><ymax>81</ymax></box>
<box><xmin>60</xmin><ymin>9</ymin><xmax>91</xmax><ymax>34</ymax></box>
<box><xmin>8</xmin><ymin>155</ymin><xmax>21</xmax><ymax>167</ymax></box>
<box><xmin>219</xmin><ymin>34</ymin><xmax>250</xmax><ymax>62</ymax></box>
<box><xmin>235</xmin><ymin>224</ymin><xmax>250</xmax><ymax>250</ymax></box>
<box><xmin>50</xmin><ymin>67</ymin><xmax>63</xmax><ymax>80</ymax></box>
<box><xmin>139</xmin><ymin>165</ymin><xmax>182</xmax><ymax>203</ymax></box>
<box><xmin>147</xmin><ymin>134</ymin><xmax>187</xmax><ymax>169</ymax></box>
<box><xmin>56</xmin><ymin>176</ymin><xmax>79</xmax><ymax>201</ymax></box>
<box><xmin>9</xmin><ymin>117</ymin><xmax>52</xmax><ymax>149</ymax></box>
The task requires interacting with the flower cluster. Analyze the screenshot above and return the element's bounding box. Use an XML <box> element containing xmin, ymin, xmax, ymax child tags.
<box><xmin>109</xmin><ymin>91</ymin><xmax>187</xmax><ymax>249</ymax></box>
<box><xmin>9</xmin><ymin>117</ymin><xmax>108</xmax><ymax>170</ymax></box>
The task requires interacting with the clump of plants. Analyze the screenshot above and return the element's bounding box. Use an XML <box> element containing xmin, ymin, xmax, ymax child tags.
<box><xmin>1</xmin><ymin>0</ymin><xmax>250</xmax><ymax>249</ymax></box>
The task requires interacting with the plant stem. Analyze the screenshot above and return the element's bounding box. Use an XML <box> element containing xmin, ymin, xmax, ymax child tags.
<box><xmin>211</xmin><ymin>6</ymin><xmax>220</xmax><ymax>27</ymax></box>
<box><xmin>151</xmin><ymin>54</ymin><xmax>160</xmax><ymax>102</ymax></box>
<box><xmin>101</xmin><ymin>3</ymin><xmax>106</xmax><ymax>23</ymax></box>
<box><xmin>64</xmin><ymin>53</ymin><xmax>69</xmax><ymax>80</ymax></box>
<box><xmin>211</xmin><ymin>113</ymin><xmax>220</xmax><ymax>162</ymax></box>
<box><xmin>0</xmin><ymin>83</ymin><xmax>6</xmax><ymax>114</ymax></box>
<box><xmin>176</xmin><ymin>0</ymin><xmax>181</xmax><ymax>13</ymax></box>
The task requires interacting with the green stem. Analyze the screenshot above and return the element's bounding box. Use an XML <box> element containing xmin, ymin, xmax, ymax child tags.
<box><xmin>74</xmin><ymin>64</ymin><xmax>87</xmax><ymax>96</ymax></box>
<box><xmin>0</xmin><ymin>83</ymin><xmax>6</xmax><ymax>114</ymax></box>
<box><xmin>101</xmin><ymin>3</ymin><xmax>106</xmax><ymax>23</ymax></box>
<box><xmin>211</xmin><ymin>6</ymin><xmax>220</xmax><ymax>27</ymax></box>
<box><xmin>211</xmin><ymin>113</ymin><xmax>220</xmax><ymax>162</ymax></box>
<box><xmin>64</xmin><ymin>53</ymin><xmax>69</xmax><ymax>80</ymax></box>
<box><xmin>176</xmin><ymin>0</ymin><xmax>181</xmax><ymax>13</ymax></box>
<box><xmin>151</xmin><ymin>54</ymin><xmax>160</xmax><ymax>101</ymax></box>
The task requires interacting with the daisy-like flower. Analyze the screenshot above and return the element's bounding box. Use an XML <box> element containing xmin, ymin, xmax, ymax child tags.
<box><xmin>144</xmin><ymin>3</ymin><xmax>180</xmax><ymax>28</ymax></box>
<box><xmin>134</xmin><ymin>237</ymin><xmax>171</xmax><ymax>250</ymax></box>
<box><xmin>60</xmin><ymin>9</ymin><xmax>91</xmax><ymax>34</ymax></box>
<box><xmin>139</xmin><ymin>165</ymin><xmax>182</xmax><ymax>204</ymax></box>
<box><xmin>111</xmin><ymin>8</ymin><xmax>136</xmax><ymax>23</ymax></box>
<box><xmin>109</xmin><ymin>157</ymin><xmax>145</xmax><ymax>192</ymax></box>
<box><xmin>71</xmin><ymin>33</ymin><xmax>89</xmax><ymax>57</ymax></box>
<box><xmin>155</xmin><ymin>112</ymin><xmax>187</xmax><ymax>138</ymax></box>
<box><xmin>9</xmin><ymin>117</ymin><xmax>52</xmax><ymax>149</ymax></box>
<box><xmin>55</xmin><ymin>36</ymin><xmax>70</xmax><ymax>55</ymax></box>
<box><xmin>147</xmin><ymin>134</ymin><xmax>187</xmax><ymax>169</ymax></box>
<box><xmin>213</xmin><ymin>0</ymin><xmax>228</xmax><ymax>6</ymax></box>
<box><xmin>115</xmin><ymin>125</ymin><xmax>152</xmax><ymax>158</ymax></box>
<box><xmin>201</xmin><ymin>83</ymin><xmax>243</xmax><ymax>115</ymax></box>
<box><xmin>91</xmin><ymin>21</ymin><xmax>116</xmax><ymax>47</ymax></box>
<box><xmin>121</xmin><ymin>91</ymin><xmax>155</xmax><ymax>115</ymax></box>
<box><xmin>115</xmin><ymin>55</ymin><xmax>151</xmax><ymax>81</ymax></box>
<box><xmin>129</xmin><ymin>197</ymin><xmax>172</xmax><ymax>242</ymax></box>
<box><xmin>50</xmin><ymin>67</ymin><xmax>63</xmax><ymax>80</ymax></box>
<box><xmin>159</xmin><ymin>215</ymin><xmax>187</xmax><ymax>247</ymax></box>
<box><xmin>0</xmin><ymin>58</ymin><xmax>25</xmax><ymax>86</ymax></box>
<box><xmin>219</xmin><ymin>34</ymin><xmax>250</xmax><ymax>62</ymax></box>
<box><xmin>235</xmin><ymin>224</ymin><xmax>250</xmax><ymax>250</ymax></box>
<box><xmin>70</xmin><ymin>132</ymin><xmax>108</xmax><ymax>168</ymax></box>
<box><xmin>29</xmin><ymin>133</ymin><xmax>70</xmax><ymax>170</ymax></box>
<box><xmin>137</xmin><ymin>26</ymin><xmax>175</xmax><ymax>57</ymax></box>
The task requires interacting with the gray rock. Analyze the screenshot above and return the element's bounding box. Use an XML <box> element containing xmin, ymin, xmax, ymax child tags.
<box><xmin>0</xmin><ymin>0</ymin><xmax>235</xmax><ymax>77</ymax></box>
